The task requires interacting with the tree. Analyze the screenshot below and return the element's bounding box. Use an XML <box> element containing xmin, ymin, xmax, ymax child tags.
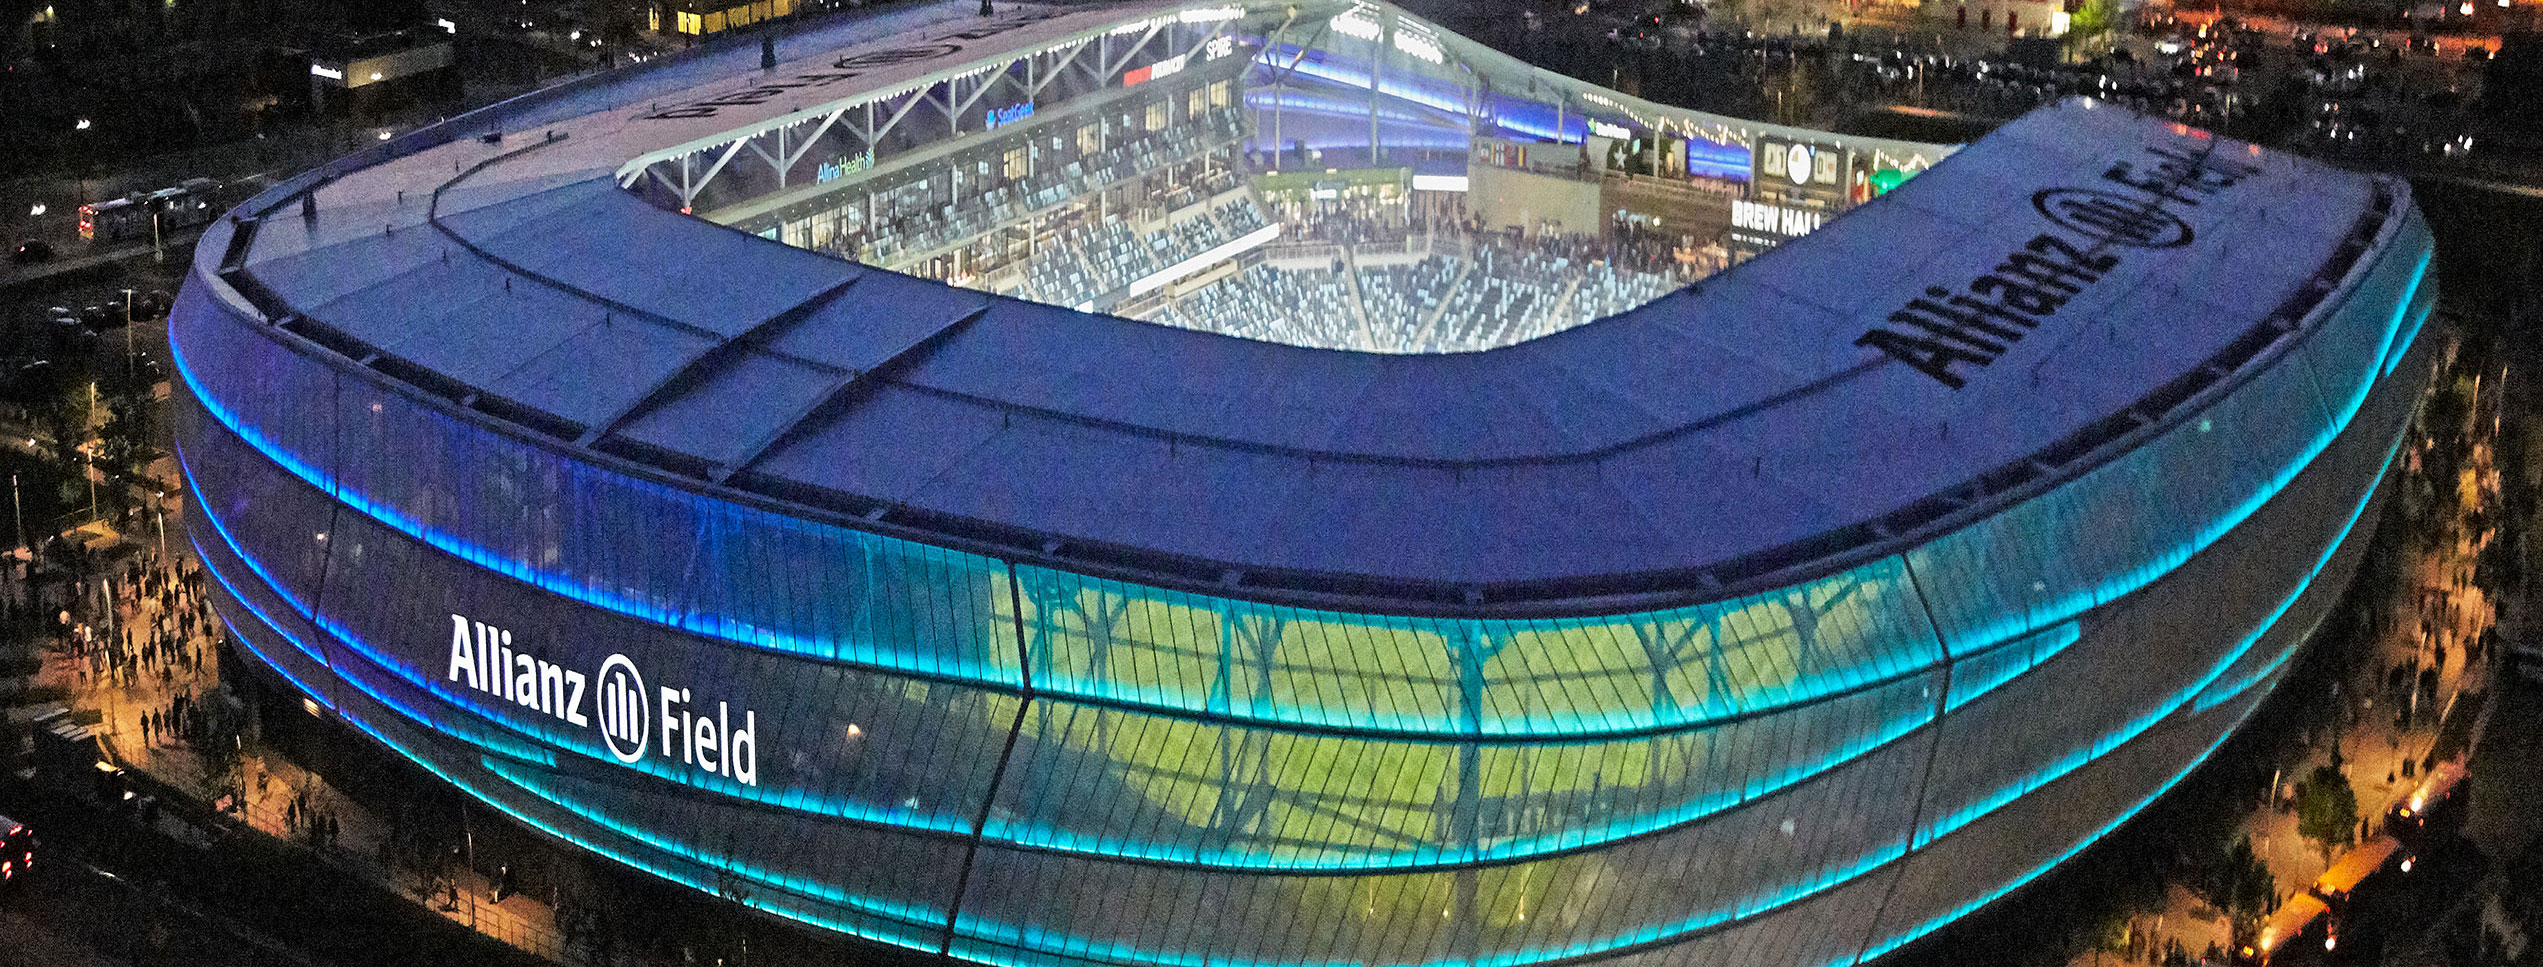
<box><xmin>96</xmin><ymin>394</ymin><xmax>152</xmax><ymax>477</ymax></box>
<box><xmin>2065</xmin><ymin>0</ymin><xmax>2120</xmax><ymax>50</ymax></box>
<box><xmin>2294</xmin><ymin>764</ymin><xmax>2359</xmax><ymax>861</ymax></box>
<box><xmin>2198</xmin><ymin>835</ymin><xmax>2277</xmax><ymax>929</ymax></box>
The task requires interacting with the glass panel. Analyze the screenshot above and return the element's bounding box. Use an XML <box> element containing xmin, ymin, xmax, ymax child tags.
<box><xmin>1014</xmin><ymin>557</ymin><xmax>1942</xmax><ymax>736</ymax></box>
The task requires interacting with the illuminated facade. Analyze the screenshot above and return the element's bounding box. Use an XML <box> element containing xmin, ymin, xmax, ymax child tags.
<box><xmin>171</xmin><ymin>4</ymin><xmax>2439</xmax><ymax>967</ymax></box>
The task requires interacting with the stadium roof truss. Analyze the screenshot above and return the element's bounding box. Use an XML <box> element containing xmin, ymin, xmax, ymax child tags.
<box><xmin>616</xmin><ymin>7</ymin><xmax>1255</xmax><ymax>210</ymax></box>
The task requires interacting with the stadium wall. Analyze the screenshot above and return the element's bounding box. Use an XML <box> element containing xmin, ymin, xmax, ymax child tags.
<box><xmin>1466</xmin><ymin>164</ymin><xmax>1604</xmax><ymax>235</ymax></box>
<box><xmin>168</xmin><ymin>147</ymin><xmax>2441</xmax><ymax>967</ymax></box>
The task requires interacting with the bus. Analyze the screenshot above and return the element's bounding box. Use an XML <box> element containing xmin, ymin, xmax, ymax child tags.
<box><xmin>2387</xmin><ymin>758</ymin><xmax>2468</xmax><ymax>841</ymax></box>
<box><xmin>2242</xmin><ymin>894</ymin><xmax>2331</xmax><ymax>965</ymax></box>
<box><xmin>0</xmin><ymin>815</ymin><xmax>31</xmax><ymax>897</ymax></box>
<box><xmin>2235</xmin><ymin>833</ymin><xmax>2417</xmax><ymax>965</ymax></box>
<box><xmin>78</xmin><ymin>178</ymin><xmax>219</xmax><ymax>243</ymax></box>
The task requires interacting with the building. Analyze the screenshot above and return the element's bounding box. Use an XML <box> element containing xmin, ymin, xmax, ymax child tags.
<box><xmin>1927</xmin><ymin>0</ymin><xmax>2071</xmax><ymax>36</ymax></box>
<box><xmin>170</xmin><ymin>3</ymin><xmax>2439</xmax><ymax>967</ymax></box>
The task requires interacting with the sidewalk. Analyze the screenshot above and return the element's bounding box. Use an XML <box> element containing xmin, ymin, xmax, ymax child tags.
<box><xmin>2065</xmin><ymin>339</ymin><xmax>2502</xmax><ymax>966</ymax></box>
<box><xmin>20</xmin><ymin>542</ymin><xmax>580</xmax><ymax>965</ymax></box>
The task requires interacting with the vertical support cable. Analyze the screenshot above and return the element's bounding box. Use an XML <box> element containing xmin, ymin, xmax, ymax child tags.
<box><xmin>939</xmin><ymin>559</ymin><xmax>1038</xmax><ymax>955</ymax></box>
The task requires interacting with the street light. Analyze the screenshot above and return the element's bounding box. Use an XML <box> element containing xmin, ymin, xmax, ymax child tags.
<box><xmin>86</xmin><ymin>382</ymin><xmax>98</xmax><ymax>524</ymax></box>
<box><xmin>121</xmin><ymin>288</ymin><xmax>135</xmax><ymax>383</ymax></box>
<box><xmin>73</xmin><ymin>118</ymin><xmax>91</xmax><ymax>130</ymax></box>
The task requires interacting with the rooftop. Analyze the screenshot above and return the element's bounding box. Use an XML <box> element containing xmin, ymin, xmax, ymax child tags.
<box><xmin>201</xmin><ymin>0</ymin><xmax>2390</xmax><ymax>613</ymax></box>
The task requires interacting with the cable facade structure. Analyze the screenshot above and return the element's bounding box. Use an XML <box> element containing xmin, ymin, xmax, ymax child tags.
<box><xmin>169</xmin><ymin>4</ymin><xmax>2441</xmax><ymax>967</ymax></box>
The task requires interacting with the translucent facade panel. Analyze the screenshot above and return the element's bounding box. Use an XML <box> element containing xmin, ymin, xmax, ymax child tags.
<box><xmin>327</xmin><ymin>689</ymin><xmax>954</xmax><ymax>954</ymax></box>
<box><xmin>1939</xmin><ymin>622</ymin><xmax>2075</xmax><ymax>712</ymax></box>
<box><xmin>186</xmin><ymin>413</ymin><xmax>1024</xmax><ymax>834</ymax></box>
<box><xmin>170</xmin><ymin>188</ymin><xmax>2441</xmax><ymax>967</ymax></box>
<box><xmin>953</xmin><ymin>722</ymin><xmax>1933</xmax><ymax>967</ymax></box>
<box><xmin>1917</xmin><ymin>317</ymin><xmax>2414</xmax><ymax>849</ymax></box>
<box><xmin>1014</xmin><ymin>558</ymin><xmax>1944</xmax><ymax>736</ymax></box>
<box><xmin>175</xmin><ymin>378</ymin><xmax>343</xmax><ymax>609</ymax></box>
<box><xmin>169</xmin><ymin>284</ymin><xmax>340</xmax><ymax>480</ymax></box>
<box><xmin>172</xmin><ymin>292</ymin><xmax>1025</xmax><ymax>686</ymax></box>
<box><xmin>1863</xmin><ymin>681</ymin><xmax>2275</xmax><ymax>965</ymax></box>
<box><xmin>985</xmin><ymin>672</ymin><xmax>1935</xmax><ymax>868</ymax></box>
<box><xmin>479</xmin><ymin>759</ymin><xmax>972</xmax><ymax>938</ymax></box>
<box><xmin>1905</xmin><ymin>224</ymin><xmax>2433</xmax><ymax>655</ymax></box>
<box><xmin>2296</xmin><ymin>211</ymin><xmax>2437</xmax><ymax>429</ymax></box>
<box><xmin>1586</xmin><ymin>861</ymin><xmax>1900</xmax><ymax>967</ymax></box>
<box><xmin>201</xmin><ymin>556</ymin><xmax>340</xmax><ymax>704</ymax></box>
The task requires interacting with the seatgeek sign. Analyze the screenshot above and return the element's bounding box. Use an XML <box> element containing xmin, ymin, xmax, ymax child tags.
<box><xmin>445</xmin><ymin>614</ymin><xmax>763</xmax><ymax>785</ymax></box>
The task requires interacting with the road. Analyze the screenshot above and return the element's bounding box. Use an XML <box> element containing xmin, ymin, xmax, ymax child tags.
<box><xmin>0</xmin><ymin>835</ymin><xmax>319</xmax><ymax>967</ymax></box>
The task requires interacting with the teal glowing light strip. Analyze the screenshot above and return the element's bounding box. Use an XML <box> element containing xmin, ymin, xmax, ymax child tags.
<box><xmin>197</xmin><ymin>425</ymin><xmax>1936</xmax><ymax>870</ymax></box>
<box><xmin>170</xmin><ymin>308</ymin><xmax>1957</xmax><ymax>739</ymax></box>
<box><xmin>517</xmin><ymin>428</ymin><xmax>2374</xmax><ymax>967</ymax></box>
<box><xmin>1844</xmin><ymin>316</ymin><xmax>2428</xmax><ymax>967</ymax></box>
<box><xmin>191</xmin><ymin>525</ymin><xmax>561</xmax><ymax>769</ymax></box>
<box><xmin>481</xmin><ymin>756</ymin><xmax>952</xmax><ymax>926</ymax></box>
<box><xmin>2377</xmin><ymin>250</ymin><xmax>2435</xmax><ymax>377</ymax></box>
<box><xmin>1931</xmin><ymin>232</ymin><xmax>2432</xmax><ymax>655</ymax></box>
<box><xmin>327</xmin><ymin>701</ymin><xmax>947</xmax><ymax>953</ymax></box>
<box><xmin>1847</xmin><ymin>691</ymin><xmax>2260</xmax><ymax>967</ymax></box>
<box><xmin>169</xmin><ymin>228</ymin><xmax>2429</xmax><ymax>743</ymax></box>
<box><xmin>1915</xmin><ymin>421</ymin><xmax>2403</xmax><ymax>849</ymax></box>
<box><xmin>1940</xmin><ymin>622</ymin><xmax>2080</xmax><ymax>713</ymax></box>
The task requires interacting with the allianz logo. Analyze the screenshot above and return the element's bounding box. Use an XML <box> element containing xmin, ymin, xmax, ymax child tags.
<box><xmin>444</xmin><ymin>615</ymin><xmax>761</xmax><ymax>786</ymax></box>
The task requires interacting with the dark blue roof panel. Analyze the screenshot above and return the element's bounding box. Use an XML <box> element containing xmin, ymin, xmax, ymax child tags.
<box><xmin>231</xmin><ymin>87</ymin><xmax>2387</xmax><ymax>593</ymax></box>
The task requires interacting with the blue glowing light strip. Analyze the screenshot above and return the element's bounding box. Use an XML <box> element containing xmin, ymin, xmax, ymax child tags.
<box><xmin>180</xmin><ymin>444</ymin><xmax>965</xmax><ymax>830</ymax></box>
<box><xmin>190</xmin><ymin>522</ymin><xmax>561</xmax><ymax>768</ymax></box>
<box><xmin>171</xmin><ymin>232</ymin><xmax>2428</xmax><ymax>744</ymax></box>
<box><xmin>194</xmin><ymin>554</ymin><xmax>331</xmax><ymax>703</ymax></box>
<box><xmin>192</xmin><ymin>425</ymin><xmax>1933</xmax><ymax>871</ymax></box>
<box><xmin>205</xmin><ymin>310</ymin><xmax>2421</xmax><ymax>967</ymax></box>
<box><xmin>324</xmin><ymin>699</ymin><xmax>946</xmax><ymax>954</ymax></box>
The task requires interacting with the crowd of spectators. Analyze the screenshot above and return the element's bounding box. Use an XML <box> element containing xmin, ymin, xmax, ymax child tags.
<box><xmin>1020</xmin><ymin>190</ymin><xmax>1272</xmax><ymax>307</ymax></box>
<box><xmin>1143</xmin><ymin>226</ymin><xmax>1688</xmax><ymax>353</ymax></box>
<box><xmin>1160</xmin><ymin>263</ymin><xmax>1366</xmax><ymax>348</ymax></box>
<box><xmin>1352</xmin><ymin>255</ymin><xmax>1466</xmax><ymax>349</ymax></box>
<box><xmin>816</xmin><ymin>106</ymin><xmax>1250</xmax><ymax>267</ymax></box>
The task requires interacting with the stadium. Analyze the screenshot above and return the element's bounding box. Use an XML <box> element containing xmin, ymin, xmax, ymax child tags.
<box><xmin>168</xmin><ymin>2</ymin><xmax>2439</xmax><ymax>967</ymax></box>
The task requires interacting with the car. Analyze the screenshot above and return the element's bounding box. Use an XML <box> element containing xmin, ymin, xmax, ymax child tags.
<box><xmin>0</xmin><ymin>815</ymin><xmax>31</xmax><ymax>895</ymax></box>
<box><xmin>11</xmin><ymin>240</ymin><xmax>52</xmax><ymax>264</ymax></box>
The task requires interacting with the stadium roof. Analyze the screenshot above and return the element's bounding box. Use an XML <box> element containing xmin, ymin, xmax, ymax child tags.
<box><xmin>206</xmin><ymin>0</ymin><xmax>2387</xmax><ymax>613</ymax></box>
